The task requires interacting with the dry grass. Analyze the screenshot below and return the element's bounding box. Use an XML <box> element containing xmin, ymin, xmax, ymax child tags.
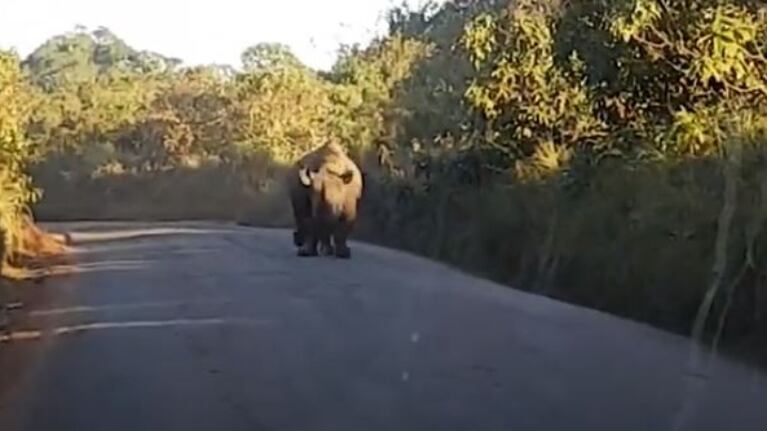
<box><xmin>2</xmin><ymin>215</ymin><xmax>71</xmax><ymax>281</ymax></box>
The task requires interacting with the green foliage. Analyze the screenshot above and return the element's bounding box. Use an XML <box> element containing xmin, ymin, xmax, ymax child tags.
<box><xmin>233</xmin><ymin>59</ymin><xmax>333</xmax><ymax>163</ymax></box>
<box><xmin>119</xmin><ymin>67</ymin><xmax>236</xmax><ymax>170</ymax></box>
<box><xmin>0</xmin><ymin>51</ymin><xmax>39</xmax><ymax>261</ymax></box>
<box><xmin>23</xmin><ymin>26</ymin><xmax>179</xmax><ymax>91</ymax></box>
<box><xmin>604</xmin><ymin>0</ymin><xmax>767</xmax><ymax>155</ymax></box>
<box><xmin>331</xmin><ymin>34</ymin><xmax>433</xmax><ymax>165</ymax></box>
<box><xmin>462</xmin><ymin>4</ymin><xmax>605</xmax><ymax>175</ymax></box>
<box><xmin>241</xmin><ymin>43</ymin><xmax>303</xmax><ymax>73</ymax></box>
<box><xmin>385</xmin><ymin>1</ymin><xmax>485</xmax><ymax>146</ymax></box>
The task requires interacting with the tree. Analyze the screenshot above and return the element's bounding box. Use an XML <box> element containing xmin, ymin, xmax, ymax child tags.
<box><xmin>233</xmin><ymin>61</ymin><xmax>333</xmax><ymax>163</ymax></box>
<box><xmin>23</xmin><ymin>27</ymin><xmax>179</xmax><ymax>91</ymax></box>
<box><xmin>0</xmin><ymin>51</ymin><xmax>39</xmax><ymax>262</ymax></box>
<box><xmin>117</xmin><ymin>67</ymin><xmax>236</xmax><ymax>170</ymax></box>
<box><xmin>461</xmin><ymin>1</ymin><xmax>605</xmax><ymax>177</ymax></box>
<box><xmin>330</xmin><ymin>34</ymin><xmax>433</xmax><ymax>167</ymax></box>
<box><xmin>241</xmin><ymin>43</ymin><xmax>303</xmax><ymax>73</ymax></box>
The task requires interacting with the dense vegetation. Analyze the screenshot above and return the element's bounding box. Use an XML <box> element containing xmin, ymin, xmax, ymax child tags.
<box><xmin>3</xmin><ymin>0</ymin><xmax>767</xmax><ymax>364</ymax></box>
<box><xmin>0</xmin><ymin>51</ymin><xmax>50</xmax><ymax>276</ymax></box>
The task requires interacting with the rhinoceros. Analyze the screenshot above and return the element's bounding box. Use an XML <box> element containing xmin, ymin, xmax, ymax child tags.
<box><xmin>288</xmin><ymin>141</ymin><xmax>363</xmax><ymax>259</ymax></box>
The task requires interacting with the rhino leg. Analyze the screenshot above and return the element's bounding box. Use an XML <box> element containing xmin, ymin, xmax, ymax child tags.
<box><xmin>334</xmin><ymin>242</ymin><xmax>351</xmax><ymax>259</ymax></box>
<box><xmin>293</xmin><ymin>218</ymin><xmax>308</xmax><ymax>248</ymax></box>
<box><xmin>290</xmin><ymin>181</ymin><xmax>312</xmax><ymax>248</ymax></box>
<box><xmin>293</xmin><ymin>214</ymin><xmax>314</xmax><ymax>248</ymax></box>
<box><xmin>333</xmin><ymin>197</ymin><xmax>358</xmax><ymax>259</ymax></box>
<box><xmin>293</xmin><ymin>230</ymin><xmax>304</xmax><ymax>247</ymax></box>
<box><xmin>297</xmin><ymin>237</ymin><xmax>319</xmax><ymax>257</ymax></box>
<box><xmin>297</xmin><ymin>218</ymin><xmax>319</xmax><ymax>257</ymax></box>
<box><xmin>318</xmin><ymin>236</ymin><xmax>334</xmax><ymax>256</ymax></box>
<box><xmin>293</xmin><ymin>218</ymin><xmax>308</xmax><ymax>247</ymax></box>
<box><xmin>315</xmin><ymin>217</ymin><xmax>334</xmax><ymax>256</ymax></box>
<box><xmin>333</xmin><ymin>220</ymin><xmax>353</xmax><ymax>259</ymax></box>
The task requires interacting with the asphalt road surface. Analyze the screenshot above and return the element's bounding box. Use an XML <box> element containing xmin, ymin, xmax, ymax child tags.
<box><xmin>0</xmin><ymin>222</ymin><xmax>765</xmax><ymax>431</ymax></box>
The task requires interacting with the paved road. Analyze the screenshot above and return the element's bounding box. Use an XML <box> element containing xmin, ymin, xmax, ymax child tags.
<box><xmin>0</xmin><ymin>222</ymin><xmax>765</xmax><ymax>431</ymax></box>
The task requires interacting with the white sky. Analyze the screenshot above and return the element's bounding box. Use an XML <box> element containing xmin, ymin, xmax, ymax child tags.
<box><xmin>0</xmin><ymin>0</ymin><xmax>426</xmax><ymax>70</ymax></box>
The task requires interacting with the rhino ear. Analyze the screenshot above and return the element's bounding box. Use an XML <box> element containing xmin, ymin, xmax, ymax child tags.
<box><xmin>298</xmin><ymin>168</ymin><xmax>312</xmax><ymax>187</ymax></box>
<box><xmin>340</xmin><ymin>170</ymin><xmax>355</xmax><ymax>185</ymax></box>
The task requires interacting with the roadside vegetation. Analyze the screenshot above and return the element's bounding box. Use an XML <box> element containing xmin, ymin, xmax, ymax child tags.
<box><xmin>0</xmin><ymin>52</ymin><xmax>65</xmax><ymax>280</ymax></box>
<box><xmin>2</xmin><ymin>0</ymin><xmax>767</xmax><ymax>365</ymax></box>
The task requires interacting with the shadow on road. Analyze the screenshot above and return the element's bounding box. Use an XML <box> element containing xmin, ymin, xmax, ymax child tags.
<box><xmin>41</xmin><ymin>223</ymin><xmax>275</xmax><ymax>276</ymax></box>
<box><xmin>46</xmin><ymin>260</ymin><xmax>153</xmax><ymax>276</ymax></box>
<box><xmin>66</xmin><ymin>228</ymin><xmax>224</xmax><ymax>246</ymax></box>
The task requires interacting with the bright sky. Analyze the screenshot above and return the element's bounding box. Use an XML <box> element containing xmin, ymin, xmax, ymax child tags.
<box><xmin>0</xmin><ymin>0</ymin><xmax>424</xmax><ymax>70</ymax></box>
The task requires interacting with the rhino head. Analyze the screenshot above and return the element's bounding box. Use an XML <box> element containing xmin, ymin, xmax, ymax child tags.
<box><xmin>298</xmin><ymin>166</ymin><xmax>356</xmax><ymax>218</ymax></box>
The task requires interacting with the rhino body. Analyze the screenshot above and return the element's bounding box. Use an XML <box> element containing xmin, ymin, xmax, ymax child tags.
<box><xmin>289</xmin><ymin>142</ymin><xmax>363</xmax><ymax>259</ymax></box>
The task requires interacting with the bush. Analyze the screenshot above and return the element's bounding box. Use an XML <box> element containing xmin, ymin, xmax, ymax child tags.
<box><xmin>0</xmin><ymin>51</ymin><xmax>44</xmax><ymax>271</ymax></box>
<box><xmin>361</xmin><ymin>146</ymin><xmax>767</xmax><ymax>365</ymax></box>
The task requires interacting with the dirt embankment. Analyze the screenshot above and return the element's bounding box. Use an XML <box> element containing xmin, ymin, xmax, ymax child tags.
<box><xmin>2</xmin><ymin>217</ymin><xmax>72</xmax><ymax>281</ymax></box>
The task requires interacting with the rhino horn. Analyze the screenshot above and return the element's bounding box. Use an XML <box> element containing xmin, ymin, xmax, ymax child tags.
<box><xmin>298</xmin><ymin>168</ymin><xmax>312</xmax><ymax>187</ymax></box>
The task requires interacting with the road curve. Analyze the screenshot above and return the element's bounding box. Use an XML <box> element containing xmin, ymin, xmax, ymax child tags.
<box><xmin>0</xmin><ymin>222</ymin><xmax>765</xmax><ymax>431</ymax></box>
